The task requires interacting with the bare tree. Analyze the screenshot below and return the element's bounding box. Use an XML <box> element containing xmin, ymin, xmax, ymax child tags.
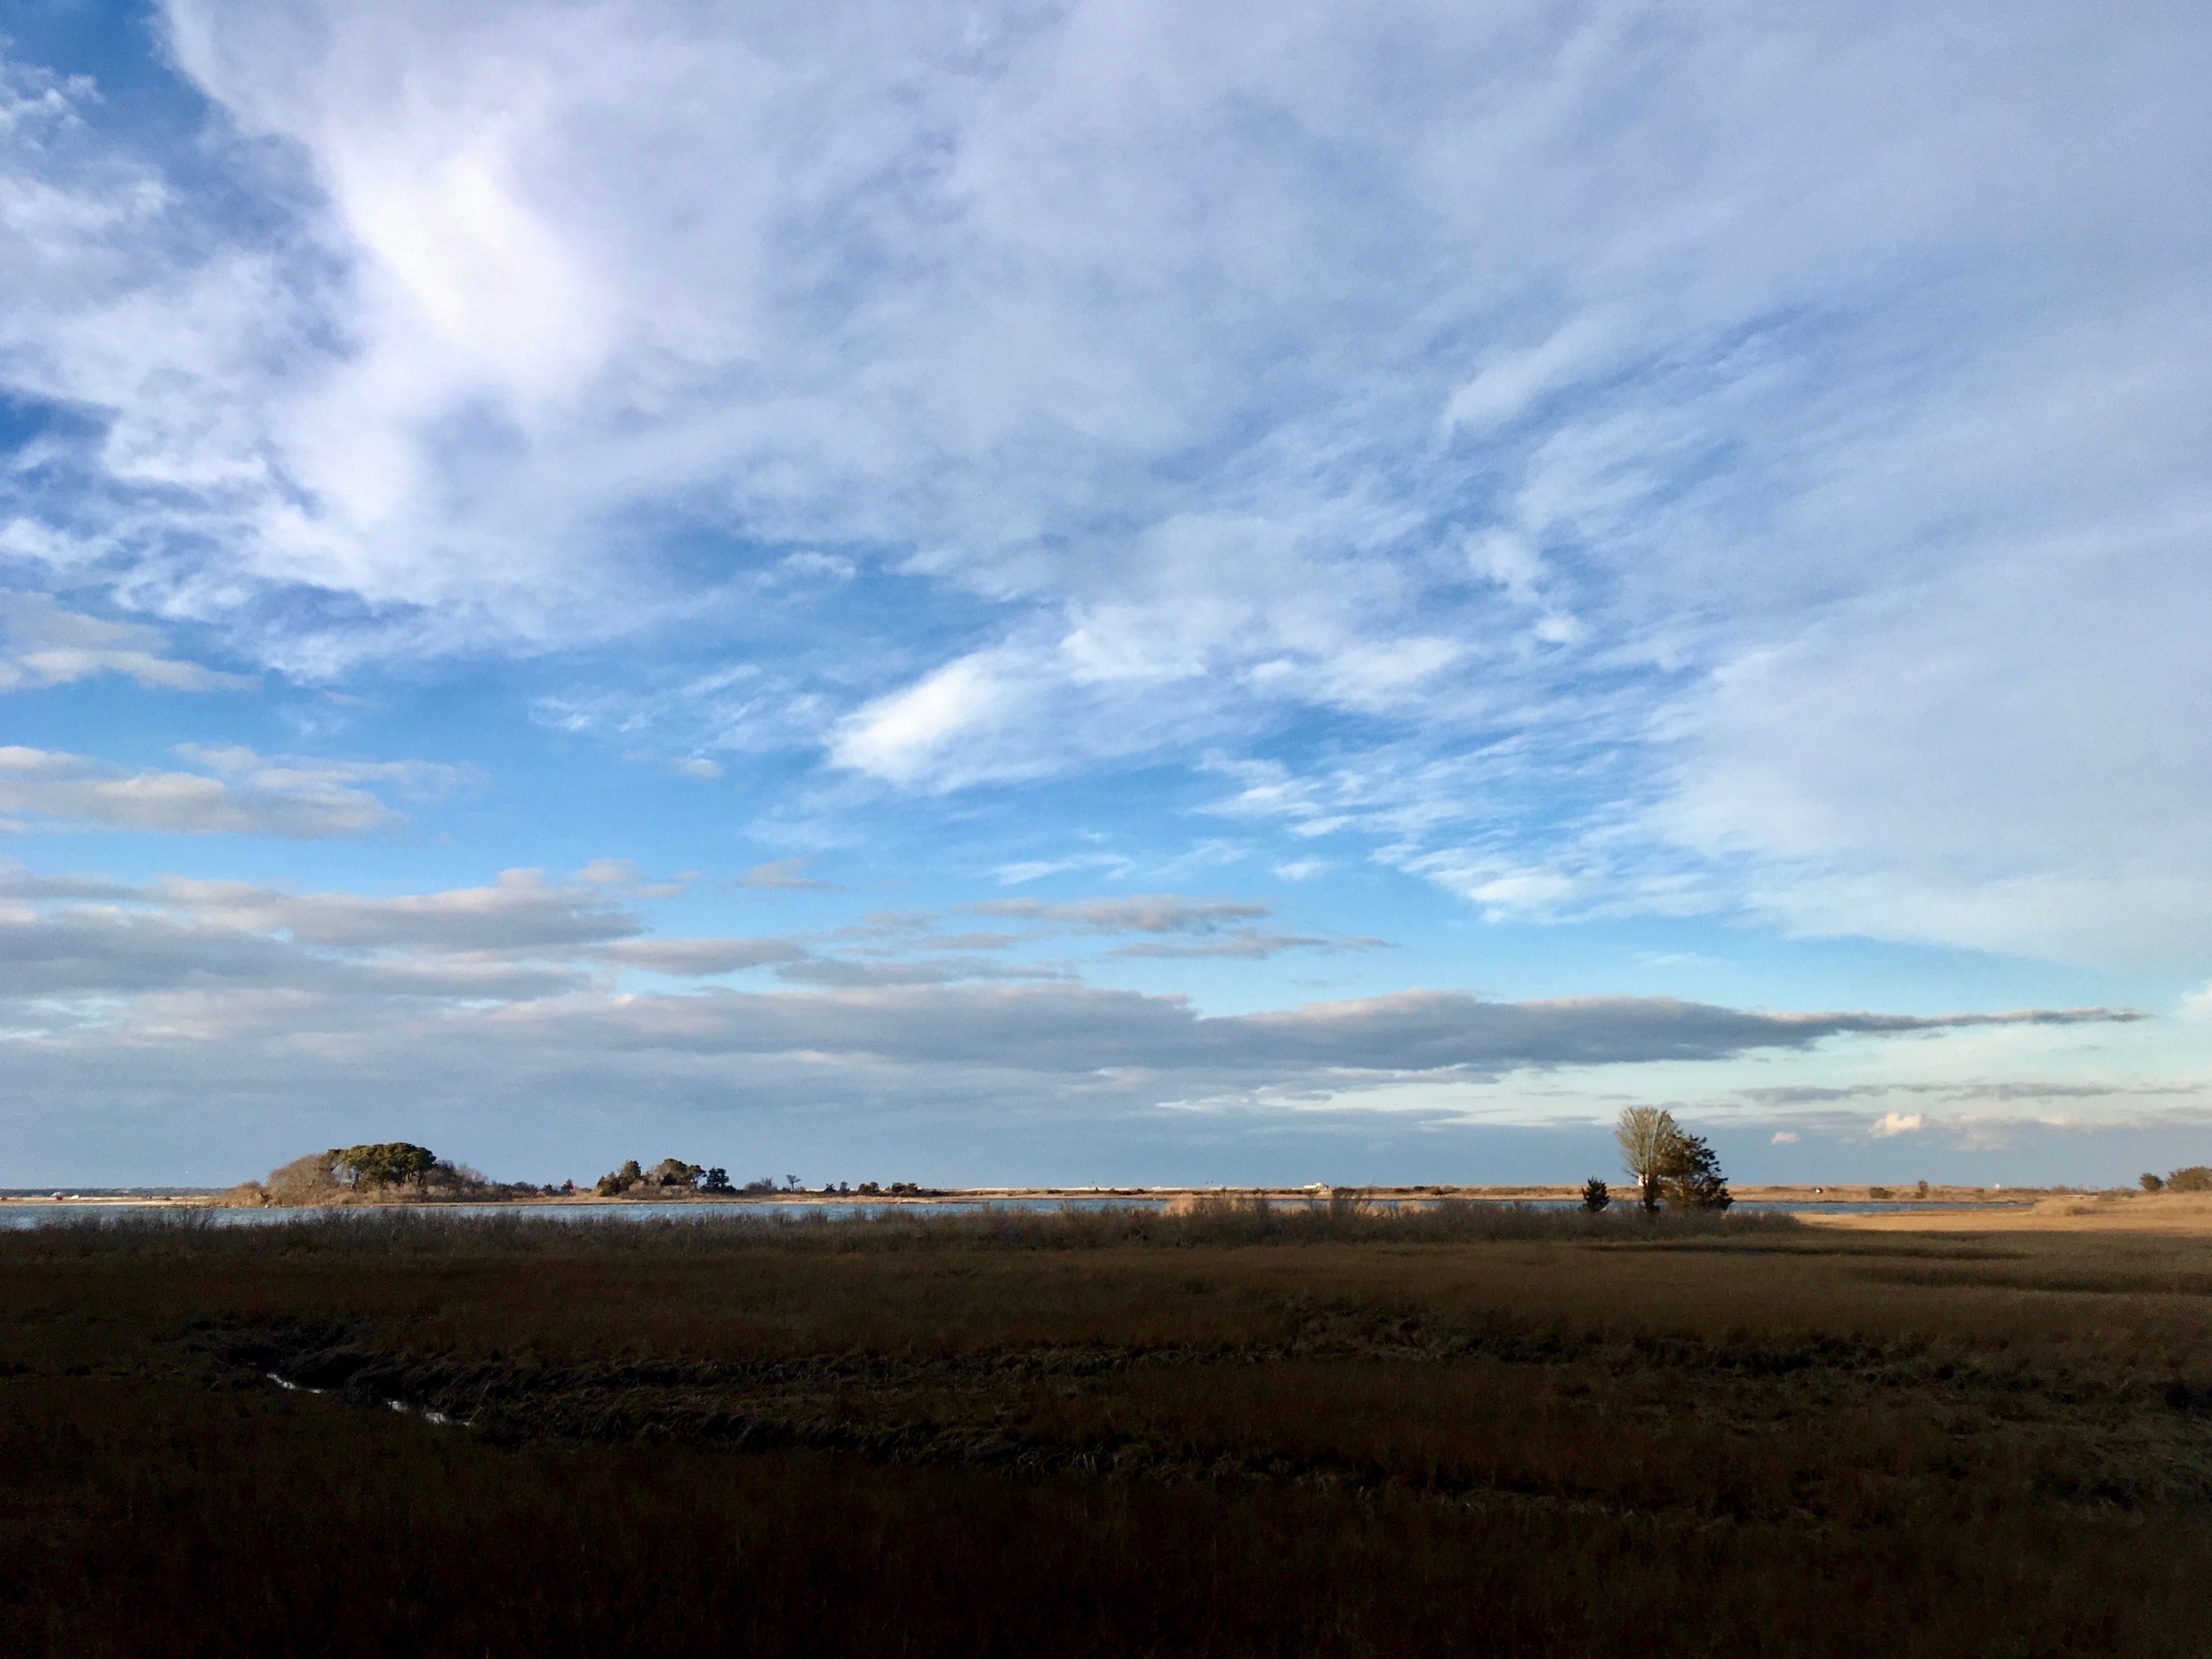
<box><xmin>1615</xmin><ymin>1107</ymin><xmax>1677</xmax><ymax>1211</ymax></box>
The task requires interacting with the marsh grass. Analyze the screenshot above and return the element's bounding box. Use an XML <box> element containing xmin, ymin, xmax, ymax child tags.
<box><xmin>7</xmin><ymin>1209</ymin><xmax>2212</xmax><ymax>1656</ymax></box>
<box><xmin>1</xmin><ymin>1195</ymin><xmax>1794</xmax><ymax>1259</ymax></box>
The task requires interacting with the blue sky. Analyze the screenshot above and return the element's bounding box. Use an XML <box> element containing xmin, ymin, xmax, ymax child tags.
<box><xmin>2</xmin><ymin>0</ymin><xmax>2209</xmax><ymax>1188</ymax></box>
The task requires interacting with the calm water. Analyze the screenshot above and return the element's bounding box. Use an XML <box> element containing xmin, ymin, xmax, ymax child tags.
<box><xmin>0</xmin><ymin>1196</ymin><xmax>2024</xmax><ymax>1229</ymax></box>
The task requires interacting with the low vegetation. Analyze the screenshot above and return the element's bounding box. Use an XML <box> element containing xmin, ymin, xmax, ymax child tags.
<box><xmin>2144</xmin><ymin>1166</ymin><xmax>2212</xmax><ymax>1193</ymax></box>
<box><xmin>8</xmin><ymin>1195</ymin><xmax>1796</xmax><ymax>1258</ymax></box>
<box><xmin>5</xmin><ymin>1203</ymin><xmax>2211</xmax><ymax>1655</ymax></box>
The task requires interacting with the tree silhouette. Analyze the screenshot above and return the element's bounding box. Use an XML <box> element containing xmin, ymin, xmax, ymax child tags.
<box><xmin>1658</xmin><ymin>1131</ymin><xmax>1732</xmax><ymax>1210</ymax></box>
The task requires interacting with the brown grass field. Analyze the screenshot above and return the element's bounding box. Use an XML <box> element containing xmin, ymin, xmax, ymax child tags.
<box><xmin>1809</xmin><ymin>1190</ymin><xmax>2212</xmax><ymax>1236</ymax></box>
<box><xmin>6</xmin><ymin>1199</ymin><xmax>2211</xmax><ymax>1656</ymax></box>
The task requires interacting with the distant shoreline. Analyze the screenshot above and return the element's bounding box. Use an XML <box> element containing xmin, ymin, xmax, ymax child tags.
<box><xmin>0</xmin><ymin>1183</ymin><xmax>2044</xmax><ymax>1210</ymax></box>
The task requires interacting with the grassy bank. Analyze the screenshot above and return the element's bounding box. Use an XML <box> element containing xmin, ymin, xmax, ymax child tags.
<box><xmin>6</xmin><ymin>1209</ymin><xmax>2210</xmax><ymax>1655</ymax></box>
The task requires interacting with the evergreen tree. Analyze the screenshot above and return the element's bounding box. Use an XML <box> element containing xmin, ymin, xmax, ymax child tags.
<box><xmin>1659</xmin><ymin>1132</ymin><xmax>1732</xmax><ymax>1210</ymax></box>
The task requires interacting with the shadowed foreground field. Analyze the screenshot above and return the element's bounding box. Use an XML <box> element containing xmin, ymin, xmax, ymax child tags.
<box><xmin>6</xmin><ymin>1202</ymin><xmax>2211</xmax><ymax>1657</ymax></box>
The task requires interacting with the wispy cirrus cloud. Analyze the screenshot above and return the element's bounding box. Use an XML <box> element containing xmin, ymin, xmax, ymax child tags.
<box><xmin>963</xmin><ymin>893</ymin><xmax>1385</xmax><ymax>960</ymax></box>
<box><xmin>967</xmin><ymin>896</ymin><xmax>1271</xmax><ymax>934</ymax></box>
<box><xmin>0</xmin><ymin>2</ymin><xmax>2201</xmax><ymax>972</ymax></box>
<box><xmin>1113</xmin><ymin>929</ymin><xmax>1384</xmax><ymax>961</ymax></box>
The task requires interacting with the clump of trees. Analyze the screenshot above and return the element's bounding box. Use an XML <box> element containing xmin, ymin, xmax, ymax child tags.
<box><xmin>226</xmin><ymin>1143</ymin><xmax>536</xmax><ymax>1207</ymax></box>
<box><xmin>2144</xmin><ymin>1167</ymin><xmax>2212</xmax><ymax>1194</ymax></box>
<box><xmin>597</xmin><ymin>1158</ymin><xmax>692</xmax><ymax>1195</ymax></box>
<box><xmin>1581</xmin><ymin>1178</ymin><xmax>1609</xmax><ymax>1212</ymax></box>
<box><xmin>334</xmin><ymin>1143</ymin><xmax>438</xmax><ymax>1190</ymax></box>
<box><xmin>592</xmin><ymin>1158</ymin><xmax>740</xmax><ymax>1196</ymax></box>
<box><xmin>1614</xmin><ymin>1108</ymin><xmax>1733</xmax><ymax>1211</ymax></box>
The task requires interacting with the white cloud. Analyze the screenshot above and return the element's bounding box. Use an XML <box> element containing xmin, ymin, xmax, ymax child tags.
<box><xmin>0</xmin><ymin>860</ymin><xmax>2132</xmax><ymax>1086</ymax></box>
<box><xmin>955</xmin><ymin>894</ymin><xmax>1387</xmax><ymax>956</ymax></box>
<box><xmin>0</xmin><ymin>744</ymin><xmax>459</xmax><ymax>836</ymax></box>
<box><xmin>1112</xmin><ymin>928</ymin><xmax>1381</xmax><ymax>961</ymax></box>
<box><xmin>600</xmin><ymin>937</ymin><xmax>806</xmax><ymax>975</ymax></box>
<box><xmin>990</xmin><ymin>853</ymin><xmax>1137</xmax><ymax>886</ymax></box>
<box><xmin>572</xmin><ymin>858</ymin><xmax>640</xmax><ymax>887</ymax></box>
<box><xmin>0</xmin><ymin>592</ymin><xmax>253</xmax><ymax>694</ymax></box>
<box><xmin>969</xmin><ymin>895</ymin><xmax>1271</xmax><ymax>934</ymax></box>
<box><xmin>143</xmin><ymin>867</ymin><xmax>640</xmax><ymax>952</ymax></box>
<box><xmin>771</xmin><ymin>551</ymin><xmax>855</xmax><ymax>584</ymax></box>
<box><xmin>1406</xmin><ymin>855</ymin><xmax>1583</xmax><ymax>923</ymax></box>
<box><xmin>1770</xmin><ymin>1130</ymin><xmax>1800</xmax><ymax>1145</ymax></box>
<box><xmin>1656</xmin><ymin>521</ymin><xmax>2212</xmax><ymax>968</ymax></box>
<box><xmin>737</xmin><ymin>858</ymin><xmax>838</xmax><ymax>892</ymax></box>
<box><xmin>0</xmin><ymin>4</ymin><xmax>2204</xmax><ymax>968</ymax></box>
<box><xmin>830</xmin><ymin>655</ymin><xmax>1027</xmax><ymax>788</ymax></box>
<box><xmin>0</xmin><ymin>851</ymin><xmax>2184</xmax><ymax>1182</ymax></box>
<box><xmin>1869</xmin><ymin>1112</ymin><xmax>1926</xmax><ymax>1139</ymax></box>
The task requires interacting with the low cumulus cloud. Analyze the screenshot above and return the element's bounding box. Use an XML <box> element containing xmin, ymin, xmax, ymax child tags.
<box><xmin>0</xmin><ymin>862</ymin><xmax>1068</xmax><ymax>1000</ymax></box>
<box><xmin>0</xmin><ymin>857</ymin><xmax>2158</xmax><ymax>1180</ymax></box>
<box><xmin>0</xmin><ymin>860</ymin><xmax>2139</xmax><ymax>1108</ymax></box>
<box><xmin>0</xmin><ymin>902</ymin><xmax>584</xmax><ymax>1003</ymax></box>
<box><xmin>738</xmin><ymin>858</ymin><xmax>839</xmax><ymax>892</ymax></box>
<box><xmin>0</xmin><ymin>865</ymin><xmax>642</xmax><ymax>997</ymax></box>
<box><xmin>0</xmin><ymin>744</ymin><xmax>465</xmax><ymax>837</ymax></box>
<box><xmin>772</xmin><ymin>957</ymin><xmax>1071</xmax><ymax>989</ymax></box>
<box><xmin>0</xmin><ymin>592</ymin><xmax>253</xmax><ymax>694</ymax></box>
<box><xmin>600</xmin><ymin>937</ymin><xmax>806</xmax><ymax>975</ymax></box>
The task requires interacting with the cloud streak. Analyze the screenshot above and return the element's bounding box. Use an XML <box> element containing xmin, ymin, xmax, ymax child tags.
<box><xmin>0</xmin><ymin>592</ymin><xmax>252</xmax><ymax>694</ymax></box>
<box><xmin>0</xmin><ymin>745</ymin><xmax>461</xmax><ymax>837</ymax></box>
<box><xmin>0</xmin><ymin>859</ymin><xmax>2132</xmax><ymax>1078</ymax></box>
<box><xmin>968</xmin><ymin>896</ymin><xmax>1271</xmax><ymax>934</ymax></box>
